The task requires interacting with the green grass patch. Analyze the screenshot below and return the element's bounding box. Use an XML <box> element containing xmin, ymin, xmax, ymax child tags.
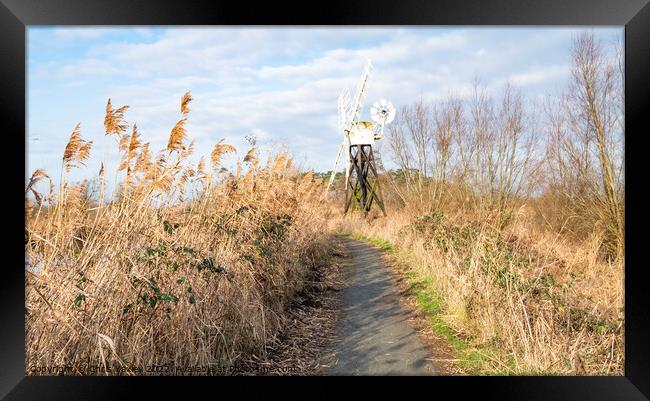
<box><xmin>337</xmin><ymin>231</ymin><xmax>395</xmax><ymax>253</ymax></box>
<box><xmin>407</xmin><ymin>274</ymin><xmax>514</xmax><ymax>374</ymax></box>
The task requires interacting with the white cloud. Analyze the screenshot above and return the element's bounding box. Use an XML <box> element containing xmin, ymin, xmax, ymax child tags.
<box><xmin>507</xmin><ymin>64</ymin><xmax>569</xmax><ymax>86</ymax></box>
<box><xmin>28</xmin><ymin>26</ymin><xmax>623</xmax><ymax>191</ymax></box>
<box><xmin>60</xmin><ymin>58</ymin><xmax>122</xmax><ymax>77</ymax></box>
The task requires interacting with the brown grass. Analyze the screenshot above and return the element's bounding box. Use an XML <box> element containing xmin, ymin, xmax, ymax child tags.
<box><xmin>25</xmin><ymin>92</ymin><xmax>333</xmax><ymax>375</ymax></box>
<box><xmin>332</xmin><ymin>201</ymin><xmax>624</xmax><ymax>375</ymax></box>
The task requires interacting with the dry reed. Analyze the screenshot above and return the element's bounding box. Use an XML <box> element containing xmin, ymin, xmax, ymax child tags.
<box><xmin>25</xmin><ymin>92</ymin><xmax>331</xmax><ymax>375</ymax></box>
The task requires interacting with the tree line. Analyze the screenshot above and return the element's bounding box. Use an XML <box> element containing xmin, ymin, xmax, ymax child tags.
<box><xmin>381</xmin><ymin>32</ymin><xmax>623</xmax><ymax>259</ymax></box>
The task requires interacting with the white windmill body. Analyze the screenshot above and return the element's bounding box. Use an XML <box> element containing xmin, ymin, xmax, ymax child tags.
<box><xmin>325</xmin><ymin>59</ymin><xmax>395</xmax><ymax>216</ymax></box>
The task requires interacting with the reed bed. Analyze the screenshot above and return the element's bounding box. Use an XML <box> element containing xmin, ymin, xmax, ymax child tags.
<box><xmin>25</xmin><ymin>92</ymin><xmax>332</xmax><ymax>375</ymax></box>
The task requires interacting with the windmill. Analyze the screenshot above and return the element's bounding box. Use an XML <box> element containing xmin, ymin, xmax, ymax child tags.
<box><xmin>324</xmin><ymin>59</ymin><xmax>396</xmax><ymax>216</ymax></box>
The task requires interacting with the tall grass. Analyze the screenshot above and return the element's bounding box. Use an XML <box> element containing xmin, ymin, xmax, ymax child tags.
<box><xmin>25</xmin><ymin>92</ymin><xmax>332</xmax><ymax>375</ymax></box>
<box><xmin>333</xmin><ymin>204</ymin><xmax>623</xmax><ymax>375</ymax></box>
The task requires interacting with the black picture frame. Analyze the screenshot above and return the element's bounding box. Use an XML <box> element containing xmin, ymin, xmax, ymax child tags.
<box><xmin>2</xmin><ymin>0</ymin><xmax>649</xmax><ymax>398</ymax></box>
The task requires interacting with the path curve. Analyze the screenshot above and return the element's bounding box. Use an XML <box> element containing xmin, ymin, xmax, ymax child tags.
<box><xmin>328</xmin><ymin>238</ymin><xmax>435</xmax><ymax>375</ymax></box>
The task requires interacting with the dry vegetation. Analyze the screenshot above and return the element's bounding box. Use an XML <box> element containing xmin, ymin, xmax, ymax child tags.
<box><xmin>25</xmin><ymin>92</ymin><xmax>335</xmax><ymax>375</ymax></box>
<box><xmin>332</xmin><ymin>33</ymin><xmax>624</xmax><ymax>375</ymax></box>
<box><xmin>26</xmin><ymin>32</ymin><xmax>623</xmax><ymax>376</ymax></box>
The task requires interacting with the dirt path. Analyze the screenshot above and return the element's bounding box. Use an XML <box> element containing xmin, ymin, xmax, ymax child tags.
<box><xmin>328</xmin><ymin>238</ymin><xmax>436</xmax><ymax>375</ymax></box>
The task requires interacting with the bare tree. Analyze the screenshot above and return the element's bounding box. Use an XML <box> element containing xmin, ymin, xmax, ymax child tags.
<box><xmin>541</xmin><ymin>32</ymin><xmax>624</xmax><ymax>258</ymax></box>
<box><xmin>431</xmin><ymin>95</ymin><xmax>462</xmax><ymax>208</ymax></box>
<box><xmin>495</xmin><ymin>84</ymin><xmax>538</xmax><ymax>219</ymax></box>
<box><xmin>387</xmin><ymin>111</ymin><xmax>416</xmax><ymax>201</ymax></box>
<box><xmin>386</xmin><ymin>99</ymin><xmax>433</xmax><ymax>208</ymax></box>
<box><xmin>403</xmin><ymin>99</ymin><xmax>432</xmax><ymax>194</ymax></box>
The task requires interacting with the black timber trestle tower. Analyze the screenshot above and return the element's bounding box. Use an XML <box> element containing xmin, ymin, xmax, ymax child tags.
<box><xmin>344</xmin><ymin>144</ymin><xmax>386</xmax><ymax>217</ymax></box>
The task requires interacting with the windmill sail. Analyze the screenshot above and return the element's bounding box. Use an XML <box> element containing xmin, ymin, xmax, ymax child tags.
<box><xmin>337</xmin><ymin>87</ymin><xmax>352</xmax><ymax>133</ymax></box>
<box><xmin>345</xmin><ymin>59</ymin><xmax>372</xmax><ymax>133</ymax></box>
<box><xmin>325</xmin><ymin>59</ymin><xmax>373</xmax><ymax>196</ymax></box>
<box><xmin>325</xmin><ymin>141</ymin><xmax>345</xmax><ymax>194</ymax></box>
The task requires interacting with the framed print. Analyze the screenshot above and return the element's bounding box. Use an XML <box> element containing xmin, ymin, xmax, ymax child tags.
<box><xmin>2</xmin><ymin>0</ymin><xmax>649</xmax><ymax>399</ymax></box>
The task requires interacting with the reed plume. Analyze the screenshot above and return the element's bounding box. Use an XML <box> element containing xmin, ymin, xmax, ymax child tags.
<box><xmin>63</xmin><ymin>123</ymin><xmax>93</xmax><ymax>173</ymax></box>
<box><xmin>134</xmin><ymin>142</ymin><xmax>152</xmax><ymax>172</ymax></box>
<box><xmin>211</xmin><ymin>140</ymin><xmax>237</xmax><ymax>171</ymax></box>
<box><xmin>181</xmin><ymin>91</ymin><xmax>193</xmax><ymax>115</ymax></box>
<box><xmin>271</xmin><ymin>153</ymin><xmax>288</xmax><ymax>176</ymax></box>
<box><xmin>167</xmin><ymin>119</ymin><xmax>187</xmax><ymax>152</ymax></box>
<box><xmin>27</xmin><ymin>169</ymin><xmax>52</xmax><ymax>208</ymax></box>
<box><xmin>104</xmin><ymin>99</ymin><xmax>129</xmax><ymax>136</ymax></box>
<box><xmin>118</xmin><ymin>124</ymin><xmax>142</xmax><ymax>173</ymax></box>
<box><xmin>26</xmin><ymin>168</ymin><xmax>50</xmax><ymax>195</ymax></box>
<box><xmin>243</xmin><ymin>147</ymin><xmax>259</xmax><ymax>169</ymax></box>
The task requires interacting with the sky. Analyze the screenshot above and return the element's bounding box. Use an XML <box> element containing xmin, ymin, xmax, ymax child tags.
<box><xmin>27</xmin><ymin>26</ymin><xmax>622</xmax><ymax>194</ymax></box>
